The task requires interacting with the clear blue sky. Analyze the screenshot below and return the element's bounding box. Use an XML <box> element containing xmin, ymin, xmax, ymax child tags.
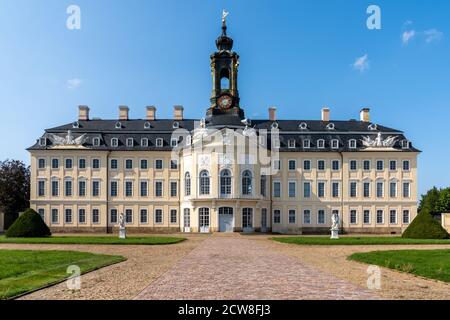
<box><xmin>0</xmin><ymin>0</ymin><xmax>449</xmax><ymax>195</ymax></box>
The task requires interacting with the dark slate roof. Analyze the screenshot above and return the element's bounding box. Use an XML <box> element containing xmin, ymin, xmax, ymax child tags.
<box><xmin>27</xmin><ymin>118</ymin><xmax>420</xmax><ymax>152</ymax></box>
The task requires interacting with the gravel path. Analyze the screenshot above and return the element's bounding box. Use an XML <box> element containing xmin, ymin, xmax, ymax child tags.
<box><xmin>135</xmin><ymin>236</ymin><xmax>376</xmax><ymax>300</ymax></box>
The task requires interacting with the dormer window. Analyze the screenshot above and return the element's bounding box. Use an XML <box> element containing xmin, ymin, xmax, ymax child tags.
<box><xmin>39</xmin><ymin>137</ymin><xmax>47</xmax><ymax>147</ymax></box>
<box><xmin>331</xmin><ymin>139</ymin><xmax>339</xmax><ymax>149</ymax></box>
<box><xmin>401</xmin><ymin>140</ymin><xmax>410</xmax><ymax>149</ymax></box>
<box><xmin>141</xmin><ymin>138</ymin><xmax>149</xmax><ymax>147</ymax></box>
<box><xmin>317</xmin><ymin>139</ymin><xmax>325</xmax><ymax>149</ymax></box>
<box><xmin>111</xmin><ymin>138</ymin><xmax>119</xmax><ymax>147</ymax></box>
<box><xmin>72</xmin><ymin>121</ymin><xmax>80</xmax><ymax>128</ymax></box>
<box><xmin>144</xmin><ymin>121</ymin><xmax>151</xmax><ymax>129</ymax></box>
<box><xmin>299</xmin><ymin>122</ymin><xmax>308</xmax><ymax>130</ymax></box>
<box><xmin>173</xmin><ymin>122</ymin><xmax>180</xmax><ymax>129</ymax></box>
<box><xmin>349</xmin><ymin>139</ymin><xmax>357</xmax><ymax>149</ymax></box>
<box><xmin>156</xmin><ymin>138</ymin><xmax>163</xmax><ymax>147</ymax></box>
<box><xmin>326</xmin><ymin>123</ymin><xmax>335</xmax><ymax>130</ymax></box>
<box><xmin>92</xmin><ymin>137</ymin><xmax>100</xmax><ymax>147</ymax></box>
<box><xmin>288</xmin><ymin>139</ymin><xmax>296</xmax><ymax>149</ymax></box>
<box><xmin>126</xmin><ymin>138</ymin><xmax>134</xmax><ymax>147</ymax></box>
<box><xmin>303</xmin><ymin>139</ymin><xmax>311</xmax><ymax>149</ymax></box>
<box><xmin>171</xmin><ymin>138</ymin><xmax>178</xmax><ymax>147</ymax></box>
<box><xmin>115</xmin><ymin>121</ymin><xmax>122</xmax><ymax>129</ymax></box>
<box><xmin>368</xmin><ymin>123</ymin><xmax>378</xmax><ymax>131</ymax></box>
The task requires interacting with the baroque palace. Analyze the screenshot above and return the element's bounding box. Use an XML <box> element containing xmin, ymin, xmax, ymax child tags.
<box><xmin>28</xmin><ymin>17</ymin><xmax>419</xmax><ymax>234</ymax></box>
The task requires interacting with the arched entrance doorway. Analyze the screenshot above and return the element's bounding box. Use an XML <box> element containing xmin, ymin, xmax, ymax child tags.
<box><xmin>219</xmin><ymin>207</ymin><xmax>234</xmax><ymax>232</ymax></box>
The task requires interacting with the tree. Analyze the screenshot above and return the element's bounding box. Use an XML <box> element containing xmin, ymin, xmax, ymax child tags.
<box><xmin>437</xmin><ymin>188</ymin><xmax>450</xmax><ymax>213</ymax></box>
<box><xmin>403</xmin><ymin>208</ymin><xmax>450</xmax><ymax>239</ymax></box>
<box><xmin>418</xmin><ymin>187</ymin><xmax>441</xmax><ymax>215</ymax></box>
<box><xmin>0</xmin><ymin>159</ymin><xmax>30</xmax><ymax>229</ymax></box>
<box><xmin>6</xmin><ymin>208</ymin><xmax>51</xmax><ymax>238</ymax></box>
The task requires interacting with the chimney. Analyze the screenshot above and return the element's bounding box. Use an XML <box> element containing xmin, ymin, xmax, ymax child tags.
<box><xmin>119</xmin><ymin>106</ymin><xmax>129</xmax><ymax>121</ymax></box>
<box><xmin>78</xmin><ymin>105</ymin><xmax>89</xmax><ymax>121</ymax></box>
<box><xmin>321</xmin><ymin>107</ymin><xmax>330</xmax><ymax>122</ymax></box>
<box><xmin>146</xmin><ymin>106</ymin><xmax>156</xmax><ymax>121</ymax></box>
<box><xmin>360</xmin><ymin>108</ymin><xmax>370</xmax><ymax>122</ymax></box>
<box><xmin>174</xmin><ymin>105</ymin><xmax>184</xmax><ymax>120</ymax></box>
<box><xmin>269</xmin><ymin>107</ymin><xmax>277</xmax><ymax>121</ymax></box>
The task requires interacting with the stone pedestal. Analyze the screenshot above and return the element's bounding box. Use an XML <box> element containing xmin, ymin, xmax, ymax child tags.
<box><xmin>330</xmin><ymin>228</ymin><xmax>339</xmax><ymax>240</ymax></box>
<box><xmin>119</xmin><ymin>228</ymin><xmax>127</xmax><ymax>239</ymax></box>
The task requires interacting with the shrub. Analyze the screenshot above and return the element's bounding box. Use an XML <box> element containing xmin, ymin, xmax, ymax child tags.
<box><xmin>5</xmin><ymin>208</ymin><xmax>51</xmax><ymax>238</ymax></box>
<box><xmin>402</xmin><ymin>209</ymin><xmax>450</xmax><ymax>239</ymax></box>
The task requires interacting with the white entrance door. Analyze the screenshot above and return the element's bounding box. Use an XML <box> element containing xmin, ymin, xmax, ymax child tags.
<box><xmin>199</xmin><ymin>208</ymin><xmax>210</xmax><ymax>233</ymax></box>
<box><xmin>242</xmin><ymin>208</ymin><xmax>253</xmax><ymax>233</ymax></box>
<box><xmin>219</xmin><ymin>207</ymin><xmax>234</xmax><ymax>232</ymax></box>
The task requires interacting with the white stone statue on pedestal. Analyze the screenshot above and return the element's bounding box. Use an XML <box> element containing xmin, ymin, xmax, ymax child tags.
<box><xmin>330</xmin><ymin>211</ymin><xmax>340</xmax><ymax>239</ymax></box>
<box><xmin>118</xmin><ymin>212</ymin><xmax>127</xmax><ymax>239</ymax></box>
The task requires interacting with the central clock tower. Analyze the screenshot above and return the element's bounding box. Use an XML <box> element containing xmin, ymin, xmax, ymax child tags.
<box><xmin>206</xmin><ymin>15</ymin><xmax>244</xmax><ymax>120</ymax></box>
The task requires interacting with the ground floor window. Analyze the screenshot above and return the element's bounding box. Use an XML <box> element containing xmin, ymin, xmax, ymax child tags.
<box><xmin>242</xmin><ymin>208</ymin><xmax>253</xmax><ymax>229</ymax></box>
<box><xmin>390</xmin><ymin>210</ymin><xmax>397</xmax><ymax>224</ymax></box>
<box><xmin>125</xmin><ymin>209</ymin><xmax>133</xmax><ymax>224</ymax></box>
<box><xmin>376</xmin><ymin>210</ymin><xmax>384</xmax><ymax>224</ymax></box>
<box><xmin>140</xmin><ymin>209</ymin><xmax>148</xmax><ymax>224</ymax></box>
<box><xmin>350</xmin><ymin>210</ymin><xmax>357</xmax><ymax>224</ymax></box>
<box><xmin>403</xmin><ymin>210</ymin><xmax>410</xmax><ymax>224</ymax></box>
<box><xmin>78</xmin><ymin>209</ymin><xmax>86</xmax><ymax>224</ymax></box>
<box><xmin>199</xmin><ymin>208</ymin><xmax>210</xmax><ymax>231</ymax></box>
<box><xmin>51</xmin><ymin>209</ymin><xmax>58</xmax><ymax>224</ymax></box>
<box><xmin>288</xmin><ymin>209</ymin><xmax>296</xmax><ymax>224</ymax></box>
<box><xmin>363</xmin><ymin>210</ymin><xmax>371</xmax><ymax>224</ymax></box>
<box><xmin>317</xmin><ymin>210</ymin><xmax>325</xmax><ymax>224</ymax></box>
<box><xmin>170</xmin><ymin>209</ymin><xmax>177</xmax><ymax>224</ymax></box>
<box><xmin>303</xmin><ymin>210</ymin><xmax>311</xmax><ymax>224</ymax></box>
<box><xmin>92</xmin><ymin>209</ymin><xmax>99</xmax><ymax>224</ymax></box>
<box><xmin>110</xmin><ymin>209</ymin><xmax>118</xmax><ymax>223</ymax></box>
<box><xmin>38</xmin><ymin>208</ymin><xmax>45</xmax><ymax>222</ymax></box>
<box><xmin>184</xmin><ymin>208</ymin><xmax>190</xmax><ymax>228</ymax></box>
<box><xmin>155</xmin><ymin>209</ymin><xmax>163</xmax><ymax>224</ymax></box>
<box><xmin>273</xmin><ymin>210</ymin><xmax>281</xmax><ymax>224</ymax></box>
<box><xmin>65</xmin><ymin>209</ymin><xmax>72</xmax><ymax>224</ymax></box>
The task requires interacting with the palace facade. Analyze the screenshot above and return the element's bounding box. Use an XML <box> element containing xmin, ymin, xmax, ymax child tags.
<box><xmin>28</xmin><ymin>19</ymin><xmax>420</xmax><ymax>234</ymax></box>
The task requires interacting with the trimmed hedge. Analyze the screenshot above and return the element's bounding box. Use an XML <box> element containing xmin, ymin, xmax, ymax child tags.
<box><xmin>402</xmin><ymin>209</ymin><xmax>450</xmax><ymax>239</ymax></box>
<box><xmin>6</xmin><ymin>208</ymin><xmax>51</xmax><ymax>238</ymax></box>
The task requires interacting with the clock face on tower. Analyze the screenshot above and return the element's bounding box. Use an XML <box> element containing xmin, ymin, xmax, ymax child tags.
<box><xmin>218</xmin><ymin>95</ymin><xmax>232</xmax><ymax>109</ymax></box>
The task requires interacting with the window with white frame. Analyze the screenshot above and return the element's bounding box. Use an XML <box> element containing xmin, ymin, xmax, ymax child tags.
<box><xmin>155</xmin><ymin>181</ymin><xmax>163</xmax><ymax>197</ymax></box>
<box><xmin>349</xmin><ymin>139</ymin><xmax>357</xmax><ymax>149</ymax></box>
<box><xmin>303</xmin><ymin>182</ymin><xmax>311</xmax><ymax>198</ymax></box>
<box><xmin>140</xmin><ymin>181</ymin><xmax>148</xmax><ymax>197</ymax></box>
<box><xmin>403</xmin><ymin>160</ymin><xmax>410</xmax><ymax>171</ymax></box>
<box><xmin>51</xmin><ymin>208</ymin><xmax>59</xmax><ymax>224</ymax></box>
<box><xmin>288</xmin><ymin>160</ymin><xmax>296</xmax><ymax>171</ymax></box>
<box><xmin>111</xmin><ymin>138</ymin><xmax>119</xmax><ymax>147</ymax></box>
<box><xmin>155</xmin><ymin>159</ymin><xmax>163</xmax><ymax>170</ymax></box>
<box><xmin>350</xmin><ymin>210</ymin><xmax>357</xmax><ymax>224</ymax></box>
<box><xmin>317</xmin><ymin>182</ymin><xmax>325</xmax><ymax>198</ymax></box>
<box><xmin>288</xmin><ymin>210</ymin><xmax>296</xmax><ymax>224</ymax></box>
<box><xmin>288</xmin><ymin>181</ymin><xmax>296</xmax><ymax>198</ymax></box>
<box><xmin>38</xmin><ymin>180</ymin><xmax>45</xmax><ymax>197</ymax></box>
<box><xmin>401</xmin><ymin>140</ymin><xmax>410</xmax><ymax>149</ymax></box>
<box><xmin>303</xmin><ymin>160</ymin><xmax>311</xmax><ymax>171</ymax></box>
<box><xmin>317</xmin><ymin>160</ymin><xmax>325</xmax><ymax>171</ymax></box>
<box><xmin>141</xmin><ymin>138</ymin><xmax>148</xmax><ymax>147</ymax></box>
<box><xmin>51</xmin><ymin>180</ymin><xmax>59</xmax><ymax>197</ymax></box>
<box><xmin>376</xmin><ymin>210</ymin><xmax>384</xmax><ymax>224</ymax></box>
<box><xmin>303</xmin><ymin>139</ymin><xmax>310</xmax><ymax>149</ymax></box>
<box><xmin>403</xmin><ymin>182</ymin><xmax>411</xmax><ymax>198</ymax></box>
<box><xmin>288</xmin><ymin>139</ymin><xmax>296</xmax><ymax>149</ymax></box>
<box><xmin>78</xmin><ymin>158</ymin><xmax>86</xmax><ymax>169</ymax></box>
<box><xmin>92</xmin><ymin>209</ymin><xmax>100</xmax><ymax>224</ymax></box>
<box><xmin>140</xmin><ymin>159</ymin><xmax>148</xmax><ymax>170</ymax></box>
<box><xmin>110</xmin><ymin>181</ymin><xmax>118</xmax><ymax>197</ymax></box>
<box><xmin>170</xmin><ymin>159</ymin><xmax>178</xmax><ymax>170</ymax></box>
<box><xmin>170</xmin><ymin>209</ymin><xmax>177</xmax><ymax>224</ymax></box>
<box><xmin>389</xmin><ymin>181</ymin><xmax>397</xmax><ymax>198</ymax></box>
<box><xmin>403</xmin><ymin>210</ymin><xmax>410</xmax><ymax>224</ymax></box>
<box><xmin>242</xmin><ymin>170</ymin><xmax>253</xmax><ymax>195</ymax></box>
<box><xmin>273</xmin><ymin>181</ymin><xmax>281</xmax><ymax>198</ymax></box>
<box><xmin>273</xmin><ymin>209</ymin><xmax>281</xmax><ymax>224</ymax></box>
<box><xmin>363</xmin><ymin>160</ymin><xmax>371</xmax><ymax>171</ymax></box>
<box><xmin>155</xmin><ymin>209</ymin><xmax>163</xmax><ymax>224</ymax></box>
<box><xmin>78</xmin><ymin>179</ymin><xmax>86</xmax><ymax>197</ymax></box>
<box><xmin>92</xmin><ymin>180</ymin><xmax>100</xmax><ymax>197</ymax></box>
<box><xmin>38</xmin><ymin>208</ymin><xmax>45</xmax><ymax>221</ymax></box>
<box><xmin>273</xmin><ymin>159</ymin><xmax>281</xmax><ymax>171</ymax></box>
<box><xmin>110</xmin><ymin>159</ymin><xmax>118</xmax><ymax>170</ymax></box>
<box><xmin>185</xmin><ymin>172</ymin><xmax>191</xmax><ymax>196</ymax></box>
<box><xmin>376</xmin><ymin>181</ymin><xmax>384</xmax><ymax>198</ymax></box>
<box><xmin>332</xmin><ymin>160</ymin><xmax>340</xmax><ymax>171</ymax></box>
<box><xmin>65</xmin><ymin>209</ymin><xmax>72</xmax><ymax>224</ymax></box>
<box><xmin>110</xmin><ymin>209</ymin><xmax>118</xmax><ymax>223</ymax></box>
<box><xmin>390</xmin><ymin>210</ymin><xmax>397</xmax><ymax>224</ymax></box>
<box><xmin>349</xmin><ymin>160</ymin><xmax>357</xmax><ymax>171</ymax></box>
<box><xmin>126</xmin><ymin>138</ymin><xmax>133</xmax><ymax>147</ymax></box>
<box><xmin>184</xmin><ymin>208</ymin><xmax>191</xmax><ymax>227</ymax></box>
<box><xmin>389</xmin><ymin>160</ymin><xmax>397</xmax><ymax>171</ymax></box>
<box><xmin>92</xmin><ymin>158</ymin><xmax>100</xmax><ymax>169</ymax></box>
<box><xmin>317</xmin><ymin>210</ymin><xmax>325</xmax><ymax>224</ymax></box>
<box><xmin>93</xmin><ymin>137</ymin><xmax>100</xmax><ymax>147</ymax></box>
<box><xmin>332</xmin><ymin>182</ymin><xmax>340</xmax><ymax>198</ymax></box>
<box><xmin>363</xmin><ymin>181</ymin><xmax>370</xmax><ymax>198</ymax></box>
<box><xmin>78</xmin><ymin>209</ymin><xmax>86</xmax><ymax>224</ymax></box>
<box><xmin>65</xmin><ymin>179</ymin><xmax>73</xmax><ymax>197</ymax></box>
<box><xmin>303</xmin><ymin>210</ymin><xmax>311</xmax><ymax>224</ymax></box>
<box><xmin>170</xmin><ymin>181</ymin><xmax>178</xmax><ymax>197</ymax></box>
<box><xmin>349</xmin><ymin>182</ymin><xmax>357</xmax><ymax>198</ymax></box>
<box><xmin>363</xmin><ymin>210</ymin><xmax>371</xmax><ymax>224</ymax></box>
<box><xmin>331</xmin><ymin>139</ymin><xmax>339</xmax><ymax>149</ymax></box>
<box><xmin>171</xmin><ymin>138</ymin><xmax>178</xmax><ymax>147</ymax></box>
<box><xmin>125</xmin><ymin>209</ymin><xmax>133</xmax><ymax>223</ymax></box>
<box><xmin>220</xmin><ymin>169</ymin><xmax>232</xmax><ymax>196</ymax></box>
<box><xmin>156</xmin><ymin>138</ymin><xmax>163</xmax><ymax>147</ymax></box>
<box><xmin>65</xmin><ymin>158</ymin><xmax>73</xmax><ymax>169</ymax></box>
<box><xmin>317</xmin><ymin>139</ymin><xmax>325</xmax><ymax>149</ymax></box>
<box><xmin>51</xmin><ymin>158</ymin><xmax>59</xmax><ymax>169</ymax></box>
<box><xmin>199</xmin><ymin>170</ymin><xmax>210</xmax><ymax>195</ymax></box>
<box><xmin>38</xmin><ymin>158</ymin><xmax>46</xmax><ymax>169</ymax></box>
<box><xmin>376</xmin><ymin>160</ymin><xmax>384</xmax><ymax>171</ymax></box>
<box><xmin>140</xmin><ymin>209</ymin><xmax>148</xmax><ymax>224</ymax></box>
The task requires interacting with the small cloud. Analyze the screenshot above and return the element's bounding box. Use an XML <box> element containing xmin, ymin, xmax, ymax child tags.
<box><xmin>403</xmin><ymin>20</ymin><xmax>413</xmax><ymax>27</ymax></box>
<box><xmin>67</xmin><ymin>78</ymin><xmax>83</xmax><ymax>89</ymax></box>
<box><xmin>352</xmin><ymin>54</ymin><xmax>369</xmax><ymax>72</ymax></box>
<box><xmin>402</xmin><ymin>30</ymin><xmax>416</xmax><ymax>45</ymax></box>
<box><xmin>423</xmin><ymin>29</ymin><xmax>443</xmax><ymax>43</ymax></box>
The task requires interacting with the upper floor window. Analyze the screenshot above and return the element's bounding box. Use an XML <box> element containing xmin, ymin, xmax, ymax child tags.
<box><xmin>288</xmin><ymin>160</ymin><xmax>296</xmax><ymax>171</ymax></box>
<box><xmin>317</xmin><ymin>160</ymin><xmax>325</xmax><ymax>171</ymax></box>
<box><xmin>141</xmin><ymin>138</ymin><xmax>149</xmax><ymax>147</ymax></box>
<box><xmin>171</xmin><ymin>138</ymin><xmax>178</xmax><ymax>147</ymax></box>
<box><xmin>349</xmin><ymin>160</ymin><xmax>357</xmax><ymax>171</ymax></box>
<box><xmin>303</xmin><ymin>139</ymin><xmax>310</xmax><ymax>149</ymax></box>
<box><xmin>156</xmin><ymin>138</ymin><xmax>163</xmax><ymax>147</ymax></box>
<box><xmin>110</xmin><ymin>159</ymin><xmax>118</xmax><ymax>170</ymax></box>
<box><xmin>220</xmin><ymin>169</ymin><xmax>232</xmax><ymax>196</ymax></box>
<box><xmin>93</xmin><ymin>137</ymin><xmax>100</xmax><ymax>147</ymax></box>
<box><xmin>273</xmin><ymin>181</ymin><xmax>281</xmax><ymax>198</ymax></box>
<box><xmin>92</xmin><ymin>158</ymin><xmax>100</xmax><ymax>169</ymax></box>
<box><xmin>303</xmin><ymin>182</ymin><xmax>311</xmax><ymax>198</ymax></box>
<box><xmin>331</xmin><ymin>139</ymin><xmax>339</xmax><ymax>149</ymax></box>
<box><xmin>348</xmin><ymin>139</ymin><xmax>357</xmax><ymax>149</ymax></box>
<box><xmin>241</xmin><ymin>170</ymin><xmax>253</xmax><ymax>195</ymax></box>
<box><xmin>140</xmin><ymin>159</ymin><xmax>148</xmax><ymax>170</ymax></box>
<box><xmin>79</xmin><ymin>158</ymin><xmax>86</xmax><ymax>169</ymax></box>
<box><xmin>376</xmin><ymin>160</ymin><xmax>384</xmax><ymax>171</ymax></box>
<box><xmin>126</xmin><ymin>138</ymin><xmax>134</xmax><ymax>147</ymax></box>
<box><xmin>39</xmin><ymin>137</ymin><xmax>47</xmax><ymax>146</ymax></box>
<box><xmin>125</xmin><ymin>159</ymin><xmax>133</xmax><ymax>170</ymax></box>
<box><xmin>199</xmin><ymin>170</ymin><xmax>210</xmax><ymax>195</ymax></box>
<box><xmin>288</xmin><ymin>139</ymin><xmax>296</xmax><ymax>149</ymax></box>
<box><xmin>389</xmin><ymin>160</ymin><xmax>397</xmax><ymax>171</ymax></box>
<box><xmin>317</xmin><ymin>139</ymin><xmax>325</xmax><ymax>149</ymax></box>
<box><xmin>185</xmin><ymin>172</ymin><xmax>191</xmax><ymax>196</ymax></box>
<box><xmin>401</xmin><ymin>140</ymin><xmax>410</xmax><ymax>149</ymax></box>
<box><xmin>332</xmin><ymin>160</ymin><xmax>340</xmax><ymax>171</ymax></box>
<box><xmin>111</xmin><ymin>138</ymin><xmax>119</xmax><ymax>147</ymax></box>
<box><xmin>65</xmin><ymin>158</ymin><xmax>73</xmax><ymax>169</ymax></box>
<box><xmin>38</xmin><ymin>158</ymin><xmax>46</xmax><ymax>169</ymax></box>
<box><xmin>363</xmin><ymin>160</ymin><xmax>371</xmax><ymax>171</ymax></box>
<box><xmin>403</xmin><ymin>160</ymin><xmax>410</xmax><ymax>171</ymax></box>
<box><xmin>155</xmin><ymin>159</ymin><xmax>163</xmax><ymax>170</ymax></box>
<box><xmin>303</xmin><ymin>160</ymin><xmax>311</xmax><ymax>171</ymax></box>
<box><xmin>51</xmin><ymin>158</ymin><xmax>59</xmax><ymax>169</ymax></box>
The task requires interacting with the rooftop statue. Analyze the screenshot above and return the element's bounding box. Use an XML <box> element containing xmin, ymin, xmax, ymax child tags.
<box><xmin>49</xmin><ymin>130</ymin><xmax>87</xmax><ymax>146</ymax></box>
<box><xmin>362</xmin><ymin>132</ymin><xmax>397</xmax><ymax>148</ymax></box>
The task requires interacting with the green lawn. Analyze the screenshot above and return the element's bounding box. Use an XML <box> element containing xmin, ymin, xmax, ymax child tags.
<box><xmin>0</xmin><ymin>249</ymin><xmax>125</xmax><ymax>299</ymax></box>
<box><xmin>0</xmin><ymin>236</ymin><xmax>185</xmax><ymax>245</ymax></box>
<box><xmin>348</xmin><ymin>249</ymin><xmax>450</xmax><ymax>283</ymax></box>
<box><xmin>272</xmin><ymin>236</ymin><xmax>450</xmax><ymax>245</ymax></box>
